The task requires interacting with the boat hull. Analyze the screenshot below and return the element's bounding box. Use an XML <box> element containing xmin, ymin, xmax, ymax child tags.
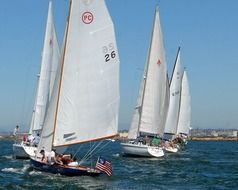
<box><xmin>13</xmin><ymin>142</ymin><xmax>37</xmax><ymax>159</ymax></box>
<box><xmin>121</xmin><ymin>142</ymin><xmax>164</xmax><ymax>158</ymax></box>
<box><xmin>164</xmin><ymin>146</ymin><xmax>178</xmax><ymax>153</ymax></box>
<box><xmin>30</xmin><ymin>158</ymin><xmax>101</xmax><ymax>177</ymax></box>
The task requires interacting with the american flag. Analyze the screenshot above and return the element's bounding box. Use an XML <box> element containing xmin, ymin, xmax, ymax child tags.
<box><xmin>96</xmin><ymin>157</ymin><xmax>113</xmax><ymax>176</ymax></box>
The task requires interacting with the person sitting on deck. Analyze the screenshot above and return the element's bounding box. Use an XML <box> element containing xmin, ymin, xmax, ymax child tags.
<box><xmin>152</xmin><ymin>136</ymin><xmax>159</xmax><ymax>146</ymax></box>
<box><xmin>55</xmin><ymin>153</ymin><xmax>63</xmax><ymax>165</ymax></box>
<box><xmin>40</xmin><ymin>149</ymin><xmax>47</xmax><ymax>162</ymax></box>
<box><xmin>40</xmin><ymin>149</ymin><xmax>56</xmax><ymax>165</ymax></box>
<box><xmin>61</xmin><ymin>154</ymin><xmax>73</xmax><ymax>165</ymax></box>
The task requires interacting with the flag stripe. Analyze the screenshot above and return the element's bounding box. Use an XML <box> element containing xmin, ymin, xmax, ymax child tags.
<box><xmin>96</xmin><ymin>157</ymin><xmax>113</xmax><ymax>176</ymax></box>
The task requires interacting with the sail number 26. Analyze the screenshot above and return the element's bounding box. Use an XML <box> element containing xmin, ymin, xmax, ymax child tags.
<box><xmin>102</xmin><ymin>43</ymin><xmax>116</xmax><ymax>63</ymax></box>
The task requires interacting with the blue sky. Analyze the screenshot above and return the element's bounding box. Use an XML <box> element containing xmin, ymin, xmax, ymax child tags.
<box><xmin>0</xmin><ymin>0</ymin><xmax>238</xmax><ymax>132</ymax></box>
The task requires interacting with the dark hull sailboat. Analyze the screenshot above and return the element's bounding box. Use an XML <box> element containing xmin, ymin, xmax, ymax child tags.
<box><xmin>31</xmin><ymin>0</ymin><xmax>120</xmax><ymax>177</ymax></box>
<box><xmin>30</xmin><ymin>158</ymin><xmax>101</xmax><ymax>177</ymax></box>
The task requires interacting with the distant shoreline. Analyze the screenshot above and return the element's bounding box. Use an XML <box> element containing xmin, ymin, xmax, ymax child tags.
<box><xmin>190</xmin><ymin>137</ymin><xmax>237</xmax><ymax>141</ymax></box>
<box><xmin>1</xmin><ymin>135</ymin><xmax>237</xmax><ymax>142</ymax></box>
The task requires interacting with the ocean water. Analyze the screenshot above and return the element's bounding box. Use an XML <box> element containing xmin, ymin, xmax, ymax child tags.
<box><xmin>0</xmin><ymin>140</ymin><xmax>238</xmax><ymax>190</ymax></box>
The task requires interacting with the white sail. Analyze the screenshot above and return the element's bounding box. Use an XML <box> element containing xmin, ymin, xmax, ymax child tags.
<box><xmin>128</xmin><ymin>72</ymin><xmax>145</xmax><ymax>139</ymax></box>
<box><xmin>164</xmin><ymin>48</ymin><xmax>183</xmax><ymax>135</ymax></box>
<box><xmin>128</xmin><ymin>7</ymin><xmax>169</xmax><ymax>138</ymax></box>
<box><xmin>139</xmin><ymin>7</ymin><xmax>168</xmax><ymax>136</ymax></box>
<box><xmin>177</xmin><ymin>70</ymin><xmax>191</xmax><ymax>135</ymax></box>
<box><xmin>29</xmin><ymin>1</ymin><xmax>60</xmax><ymax>134</ymax></box>
<box><xmin>38</xmin><ymin>0</ymin><xmax>119</xmax><ymax>151</ymax></box>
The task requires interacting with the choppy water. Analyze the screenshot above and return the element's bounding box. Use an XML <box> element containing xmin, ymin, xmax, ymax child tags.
<box><xmin>0</xmin><ymin>140</ymin><xmax>238</xmax><ymax>189</ymax></box>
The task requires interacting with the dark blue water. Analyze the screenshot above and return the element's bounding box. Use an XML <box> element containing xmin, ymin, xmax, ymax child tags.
<box><xmin>0</xmin><ymin>140</ymin><xmax>238</xmax><ymax>189</ymax></box>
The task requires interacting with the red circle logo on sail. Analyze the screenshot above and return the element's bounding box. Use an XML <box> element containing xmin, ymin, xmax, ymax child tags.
<box><xmin>82</xmin><ymin>12</ymin><xmax>94</xmax><ymax>24</ymax></box>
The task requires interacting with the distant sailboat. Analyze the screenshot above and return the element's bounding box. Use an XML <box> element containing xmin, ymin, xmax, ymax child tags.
<box><xmin>121</xmin><ymin>6</ymin><xmax>169</xmax><ymax>158</ymax></box>
<box><xmin>164</xmin><ymin>48</ymin><xmax>191</xmax><ymax>152</ymax></box>
<box><xmin>176</xmin><ymin>70</ymin><xmax>191</xmax><ymax>140</ymax></box>
<box><xmin>30</xmin><ymin>0</ymin><xmax>120</xmax><ymax>176</ymax></box>
<box><xmin>13</xmin><ymin>0</ymin><xmax>60</xmax><ymax>159</ymax></box>
<box><xmin>163</xmin><ymin>47</ymin><xmax>182</xmax><ymax>153</ymax></box>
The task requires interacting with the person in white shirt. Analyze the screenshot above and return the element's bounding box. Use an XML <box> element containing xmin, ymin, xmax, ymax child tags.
<box><xmin>40</xmin><ymin>149</ymin><xmax>56</xmax><ymax>165</ymax></box>
<box><xmin>13</xmin><ymin>125</ymin><xmax>19</xmax><ymax>136</ymax></box>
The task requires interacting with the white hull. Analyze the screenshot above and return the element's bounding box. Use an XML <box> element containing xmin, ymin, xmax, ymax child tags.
<box><xmin>13</xmin><ymin>142</ymin><xmax>37</xmax><ymax>159</ymax></box>
<box><xmin>121</xmin><ymin>142</ymin><xmax>164</xmax><ymax>158</ymax></box>
<box><xmin>164</xmin><ymin>146</ymin><xmax>178</xmax><ymax>153</ymax></box>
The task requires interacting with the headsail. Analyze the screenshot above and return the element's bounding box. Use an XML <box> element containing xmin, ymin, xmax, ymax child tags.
<box><xmin>38</xmin><ymin>0</ymin><xmax>120</xmax><ymax>152</ymax></box>
<box><xmin>164</xmin><ymin>47</ymin><xmax>183</xmax><ymax>135</ymax></box>
<box><xmin>29</xmin><ymin>0</ymin><xmax>60</xmax><ymax>135</ymax></box>
<box><xmin>176</xmin><ymin>70</ymin><xmax>191</xmax><ymax>135</ymax></box>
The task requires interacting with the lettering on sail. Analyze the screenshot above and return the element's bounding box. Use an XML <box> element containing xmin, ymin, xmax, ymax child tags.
<box><xmin>102</xmin><ymin>43</ymin><xmax>116</xmax><ymax>63</ymax></box>
<box><xmin>82</xmin><ymin>12</ymin><xmax>94</xmax><ymax>24</ymax></box>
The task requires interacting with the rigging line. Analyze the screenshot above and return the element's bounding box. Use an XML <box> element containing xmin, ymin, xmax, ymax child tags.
<box><xmin>79</xmin><ymin>140</ymin><xmax>112</xmax><ymax>164</ymax></box>
<box><xmin>80</xmin><ymin>142</ymin><xmax>102</xmax><ymax>163</ymax></box>
<box><xmin>72</xmin><ymin>144</ymin><xmax>82</xmax><ymax>160</ymax></box>
<box><xmin>79</xmin><ymin>141</ymin><xmax>103</xmax><ymax>164</ymax></box>
<box><xmin>92</xmin><ymin>140</ymin><xmax>112</xmax><ymax>155</ymax></box>
<box><xmin>79</xmin><ymin>143</ymin><xmax>97</xmax><ymax>163</ymax></box>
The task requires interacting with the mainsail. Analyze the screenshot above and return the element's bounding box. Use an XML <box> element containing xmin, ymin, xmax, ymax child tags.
<box><xmin>176</xmin><ymin>70</ymin><xmax>191</xmax><ymax>135</ymax></box>
<box><xmin>29</xmin><ymin>1</ymin><xmax>60</xmax><ymax>135</ymax></box>
<box><xmin>128</xmin><ymin>7</ymin><xmax>169</xmax><ymax>139</ymax></box>
<box><xmin>38</xmin><ymin>0</ymin><xmax>120</xmax><ymax>152</ymax></box>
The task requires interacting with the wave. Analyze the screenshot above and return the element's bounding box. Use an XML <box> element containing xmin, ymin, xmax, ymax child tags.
<box><xmin>0</xmin><ymin>155</ymin><xmax>13</xmax><ymax>160</ymax></box>
<box><xmin>1</xmin><ymin>164</ymin><xmax>30</xmax><ymax>174</ymax></box>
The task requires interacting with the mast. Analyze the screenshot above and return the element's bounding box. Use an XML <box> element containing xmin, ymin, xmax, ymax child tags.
<box><xmin>169</xmin><ymin>46</ymin><xmax>181</xmax><ymax>85</ymax></box>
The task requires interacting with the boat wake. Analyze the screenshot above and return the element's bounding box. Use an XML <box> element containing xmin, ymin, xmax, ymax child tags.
<box><xmin>112</xmin><ymin>153</ymin><xmax>120</xmax><ymax>157</ymax></box>
<box><xmin>0</xmin><ymin>155</ymin><xmax>13</xmax><ymax>160</ymax></box>
<box><xmin>1</xmin><ymin>164</ymin><xmax>31</xmax><ymax>174</ymax></box>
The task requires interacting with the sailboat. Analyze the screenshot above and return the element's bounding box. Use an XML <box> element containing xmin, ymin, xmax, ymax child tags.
<box><xmin>176</xmin><ymin>70</ymin><xmax>191</xmax><ymax>144</ymax></box>
<box><xmin>121</xmin><ymin>6</ymin><xmax>170</xmax><ymax>158</ymax></box>
<box><xmin>13</xmin><ymin>1</ymin><xmax>60</xmax><ymax>159</ymax></box>
<box><xmin>163</xmin><ymin>48</ymin><xmax>192</xmax><ymax>152</ymax></box>
<box><xmin>30</xmin><ymin>0</ymin><xmax>120</xmax><ymax>176</ymax></box>
<box><xmin>163</xmin><ymin>47</ymin><xmax>183</xmax><ymax>153</ymax></box>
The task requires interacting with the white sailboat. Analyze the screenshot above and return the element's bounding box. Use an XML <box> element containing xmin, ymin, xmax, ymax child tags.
<box><xmin>121</xmin><ymin>6</ymin><xmax>170</xmax><ymax>158</ymax></box>
<box><xmin>31</xmin><ymin>0</ymin><xmax>120</xmax><ymax>176</ymax></box>
<box><xmin>13</xmin><ymin>1</ymin><xmax>60</xmax><ymax>159</ymax></box>
<box><xmin>163</xmin><ymin>47</ymin><xmax>183</xmax><ymax>153</ymax></box>
<box><xmin>164</xmin><ymin>48</ymin><xmax>192</xmax><ymax>152</ymax></box>
<box><xmin>176</xmin><ymin>70</ymin><xmax>191</xmax><ymax>141</ymax></box>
